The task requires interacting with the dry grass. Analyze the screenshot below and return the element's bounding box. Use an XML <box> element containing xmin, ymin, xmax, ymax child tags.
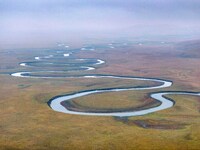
<box><xmin>1</xmin><ymin>42</ymin><xmax>200</xmax><ymax>149</ymax></box>
<box><xmin>68</xmin><ymin>91</ymin><xmax>160</xmax><ymax>111</ymax></box>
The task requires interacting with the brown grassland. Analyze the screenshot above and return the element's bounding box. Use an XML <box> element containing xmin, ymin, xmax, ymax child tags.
<box><xmin>1</xmin><ymin>41</ymin><xmax>200</xmax><ymax>150</ymax></box>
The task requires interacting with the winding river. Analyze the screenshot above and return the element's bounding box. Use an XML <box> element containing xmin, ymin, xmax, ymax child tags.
<box><xmin>11</xmin><ymin>44</ymin><xmax>200</xmax><ymax>117</ymax></box>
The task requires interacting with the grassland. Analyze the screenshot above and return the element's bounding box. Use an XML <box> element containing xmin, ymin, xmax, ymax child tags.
<box><xmin>1</xmin><ymin>40</ymin><xmax>200</xmax><ymax>150</ymax></box>
<box><xmin>63</xmin><ymin>90</ymin><xmax>161</xmax><ymax>113</ymax></box>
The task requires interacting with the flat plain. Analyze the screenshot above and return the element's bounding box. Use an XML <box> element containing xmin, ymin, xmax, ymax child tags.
<box><xmin>1</xmin><ymin>40</ymin><xmax>200</xmax><ymax>150</ymax></box>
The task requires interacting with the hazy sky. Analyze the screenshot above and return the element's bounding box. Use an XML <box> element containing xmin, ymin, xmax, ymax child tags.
<box><xmin>0</xmin><ymin>0</ymin><xmax>200</xmax><ymax>48</ymax></box>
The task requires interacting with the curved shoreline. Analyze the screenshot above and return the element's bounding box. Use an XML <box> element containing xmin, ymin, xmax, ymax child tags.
<box><xmin>10</xmin><ymin>45</ymin><xmax>200</xmax><ymax>117</ymax></box>
<box><xmin>47</xmin><ymin>87</ymin><xmax>200</xmax><ymax>117</ymax></box>
<box><xmin>44</xmin><ymin>75</ymin><xmax>173</xmax><ymax>117</ymax></box>
<box><xmin>60</xmin><ymin>99</ymin><xmax>161</xmax><ymax>113</ymax></box>
<box><xmin>17</xmin><ymin>57</ymin><xmax>105</xmax><ymax>73</ymax></box>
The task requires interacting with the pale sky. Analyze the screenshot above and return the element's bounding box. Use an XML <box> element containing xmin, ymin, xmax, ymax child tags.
<box><xmin>0</xmin><ymin>0</ymin><xmax>200</xmax><ymax>48</ymax></box>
